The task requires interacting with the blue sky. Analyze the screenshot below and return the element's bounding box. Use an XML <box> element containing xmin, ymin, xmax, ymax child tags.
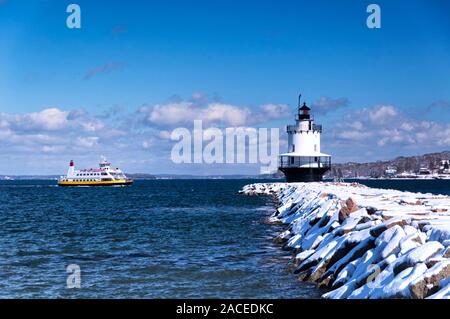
<box><xmin>0</xmin><ymin>0</ymin><xmax>449</xmax><ymax>175</ymax></box>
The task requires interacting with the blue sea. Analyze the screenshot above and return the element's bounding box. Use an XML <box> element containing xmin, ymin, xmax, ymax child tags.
<box><xmin>0</xmin><ymin>179</ymin><xmax>448</xmax><ymax>298</ymax></box>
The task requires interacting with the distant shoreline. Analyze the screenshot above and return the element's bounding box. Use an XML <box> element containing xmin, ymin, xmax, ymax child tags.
<box><xmin>0</xmin><ymin>175</ymin><xmax>283</xmax><ymax>180</ymax></box>
<box><xmin>2</xmin><ymin>176</ymin><xmax>450</xmax><ymax>181</ymax></box>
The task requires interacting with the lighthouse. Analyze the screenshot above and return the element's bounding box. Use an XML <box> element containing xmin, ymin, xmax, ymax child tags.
<box><xmin>278</xmin><ymin>95</ymin><xmax>331</xmax><ymax>182</ymax></box>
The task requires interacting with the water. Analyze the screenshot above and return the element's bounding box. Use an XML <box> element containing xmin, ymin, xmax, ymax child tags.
<box><xmin>1</xmin><ymin>178</ymin><xmax>448</xmax><ymax>298</ymax></box>
<box><xmin>0</xmin><ymin>179</ymin><xmax>320</xmax><ymax>298</ymax></box>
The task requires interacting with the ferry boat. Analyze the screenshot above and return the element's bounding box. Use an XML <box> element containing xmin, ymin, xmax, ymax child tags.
<box><xmin>58</xmin><ymin>157</ymin><xmax>133</xmax><ymax>187</ymax></box>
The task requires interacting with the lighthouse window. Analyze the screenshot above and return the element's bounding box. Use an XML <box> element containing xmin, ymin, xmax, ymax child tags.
<box><xmin>292</xmin><ymin>145</ymin><xmax>295</xmax><ymax>152</ymax></box>
<box><xmin>314</xmin><ymin>144</ymin><xmax>317</xmax><ymax>152</ymax></box>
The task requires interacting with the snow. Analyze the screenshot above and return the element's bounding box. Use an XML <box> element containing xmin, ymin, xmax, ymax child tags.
<box><xmin>241</xmin><ymin>182</ymin><xmax>450</xmax><ymax>299</ymax></box>
<box><xmin>426</xmin><ymin>283</ymin><xmax>450</xmax><ymax>299</ymax></box>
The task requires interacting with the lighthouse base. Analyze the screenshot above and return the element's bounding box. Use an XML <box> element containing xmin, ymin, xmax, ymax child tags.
<box><xmin>279</xmin><ymin>167</ymin><xmax>330</xmax><ymax>183</ymax></box>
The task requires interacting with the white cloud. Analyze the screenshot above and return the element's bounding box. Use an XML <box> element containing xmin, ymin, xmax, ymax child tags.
<box><xmin>368</xmin><ymin>105</ymin><xmax>397</xmax><ymax>122</ymax></box>
<box><xmin>337</xmin><ymin>130</ymin><xmax>373</xmax><ymax>141</ymax></box>
<box><xmin>311</xmin><ymin>97</ymin><xmax>349</xmax><ymax>114</ymax></box>
<box><xmin>146</xmin><ymin>101</ymin><xmax>195</xmax><ymax>125</ymax></box>
<box><xmin>331</xmin><ymin>104</ymin><xmax>450</xmax><ymax>161</ymax></box>
<box><xmin>157</xmin><ymin>130</ymin><xmax>172</xmax><ymax>139</ymax></box>
<box><xmin>80</xmin><ymin>120</ymin><xmax>105</xmax><ymax>132</ymax></box>
<box><xmin>25</xmin><ymin>108</ymin><xmax>69</xmax><ymax>130</ymax></box>
<box><xmin>142</xmin><ymin>99</ymin><xmax>289</xmax><ymax>127</ymax></box>
<box><xmin>2</xmin><ymin>96</ymin><xmax>448</xmax><ymax>174</ymax></box>
<box><xmin>142</xmin><ymin>140</ymin><xmax>152</xmax><ymax>149</ymax></box>
<box><xmin>42</xmin><ymin>145</ymin><xmax>65</xmax><ymax>153</ymax></box>
<box><xmin>75</xmin><ymin>136</ymin><xmax>99</xmax><ymax>148</ymax></box>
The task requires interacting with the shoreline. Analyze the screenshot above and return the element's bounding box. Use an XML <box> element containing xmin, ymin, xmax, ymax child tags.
<box><xmin>240</xmin><ymin>182</ymin><xmax>450</xmax><ymax>299</ymax></box>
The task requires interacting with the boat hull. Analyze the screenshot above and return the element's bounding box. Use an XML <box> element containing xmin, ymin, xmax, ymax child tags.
<box><xmin>57</xmin><ymin>179</ymin><xmax>133</xmax><ymax>187</ymax></box>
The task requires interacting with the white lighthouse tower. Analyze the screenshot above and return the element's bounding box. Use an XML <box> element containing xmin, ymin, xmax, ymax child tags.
<box><xmin>278</xmin><ymin>95</ymin><xmax>331</xmax><ymax>182</ymax></box>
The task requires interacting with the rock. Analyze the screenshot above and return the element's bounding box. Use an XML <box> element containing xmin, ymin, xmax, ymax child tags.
<box><xmin>295</xmin><ymin>237</ymin><xmax>343</xmax><ymax>274</ymax></box>
<box><xmin>426</xmin><ymin>282</ymin><xmax>450</xmax><ymax>299</ymax></box>
<box><xmin>354</xmin><ymin>220</ymin><xmax>381</xmax><ymax>232</ymax></box>
<box><xmin>403</xmin><ymin>225</ymin><xmax>419</xmax><ymax>236</ymax></box>
<box><xmin>331</xmin><ymin>259</ymin><xmax>359</xmax><ymax>289</ymax></box>
<box><xmin>293</xmin><ymin>249</ymin><xmax>315</xmax><ymax>265</ymax></box>
<box><xmin>443</xmin><ymin>246</ymin><xmax>450</xmax><ymax>258</ymax></box>
<box><xmin>380</xmin><ymin>226</ymin><xmax>407</xmax><ymax>259</ymax></box>
<box><xmin>297</xmin><ymin>268</ymin><xmax>312</xmax><ymax>281</ymax></box>
<box><xmin>284</xmin><ymin>234</ymin><xmax>302</xmax><ymax>250</ymax></box>
<box><xmin>309</xmin><ymin>235</ymin><xmax>324</xmax><ymax>250</ymax></box>
<box><xmin>375</xmin><ymin>225</ymin><xmax>402</xmax><ymax>247</ymax></box>
<box><xmin>318</xmin><ymin>275</ymin><xmax>334</xmax><ymax>288</ymax></box>
<box><xmin>338</xmin><ymin>197</ymin><xmax>360</xmax><ymax>222</ymax></box>
<box><xmin>317</xmin><ymin>236</ymin><xmax>376</xmax><ymax>284</ymax></box>
<box><xmin>373</xmin><ymin>263</ymin><xmax>428</xmax><ymax>299</ymax></box>
<box><xmin>409</xmin><ymin>260</ymin><xmax>450</xmax><ymax>299</ymax></box>
<box><xmin>352</xmin><ymin>254</ymin><xmax>397</xmax><ymax>290</ymax></box>
<box><xmin>322</xmin><ymin>280</ymin><xmax>357</xmax><ymax>299</ymax></box>
<box><xmin>369</xmin><ymin>217</ymin><xmax>410</xmax><ymax>237</ymax></box>
<box><xmin>264</xmin><ymin>217</ymin><xmax>282</xmax><ymax>225</ymax></box>
<box><xmin>335</xmin><ymin>216</ymin><xmax>363</xmax><ymax>235</ymax></box>
<box><xmin>426</xmin><ymin>257</ymin><xmax>447</xmax><ymax>268</ymax></box>
<box><xmin>399</xmin><ymin>236</ymin><xmax>420</xmax><ymax>255</ymax></box>
<box><xmin>241</xmin><ymin>182</ymin><xmax>450</xmax><ymax>299</ymax></box>
<box><xmin>273</xmin><ymin>230</ymin><xmax>291</xmax><ymax>244</ymax></box>
<box><xmin>393</xmin><ymin>241</ymin><xmax>444</xmax><ymax>275</ymax></box>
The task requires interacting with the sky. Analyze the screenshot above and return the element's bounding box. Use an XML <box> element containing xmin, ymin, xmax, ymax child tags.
<box><xmin>0</xmin><ymin>0</ymin><xmax>449</xmax><ymax>175</ymax></box>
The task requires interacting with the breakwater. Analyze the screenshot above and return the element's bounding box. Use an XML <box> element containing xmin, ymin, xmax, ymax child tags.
<box><xmin>240</xmin><ymin>182</ymin><xmax>450</xmax><ymax>299</ymax></box>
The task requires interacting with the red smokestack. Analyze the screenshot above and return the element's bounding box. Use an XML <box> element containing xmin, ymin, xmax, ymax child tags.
<box><xmin>69</xmin><ymin>160</ymin><xmax>74</xmax><ymax>167</ymax></box>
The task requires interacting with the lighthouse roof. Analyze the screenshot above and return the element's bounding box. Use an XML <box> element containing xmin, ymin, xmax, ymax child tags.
<box><xmin>279</xmin><ymin>151</ymin><xmax>331</xmax><ymax>157</ymax></box>
<box><xmin>299</xmin><ymin>102</ymin><xmax>310</xmax><ymax>111</ymax></box>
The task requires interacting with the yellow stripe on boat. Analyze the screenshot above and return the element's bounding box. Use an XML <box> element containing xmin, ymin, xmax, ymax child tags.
<box><xmin>57</xmin><ymin>179</ymin><xmax>133</xmax><ymax>187</ymax></box>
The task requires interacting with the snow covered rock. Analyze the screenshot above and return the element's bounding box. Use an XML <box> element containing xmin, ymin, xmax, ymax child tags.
<box><xmin>240</xmin><ymin>182</ymin><xmax>450</xmax><ymax>299</ymax></box>
<box><xmin>392</xmin><ymin>241</ymin><xmax>444</xmax><ymax>275</ymax></box>
<box><xmin>426</xmin><ymin>278</ymin><xmax>450</xmax><ymax>299</ymax></box>
<box><xmin>409</xmin><ymin>260</ymin><xmax>450</xmax><ymax>299</ymax></box>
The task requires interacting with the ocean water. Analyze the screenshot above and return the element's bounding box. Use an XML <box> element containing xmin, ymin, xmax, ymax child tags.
<box><xmin>1</xmin><ymin>178</ymin><xmax>448</xmax><ymax>299</ymax></box>
<box><xmin>0</xmin><ymin>179</ymin><xmax>321</xmax><ymax>299</ymax></box>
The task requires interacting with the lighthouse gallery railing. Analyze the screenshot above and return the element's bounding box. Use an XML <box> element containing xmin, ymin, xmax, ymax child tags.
<box><xmin>278</xmin><ymin>156</ymin><xmax>331</xmax><ymax>169</ymax></box>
